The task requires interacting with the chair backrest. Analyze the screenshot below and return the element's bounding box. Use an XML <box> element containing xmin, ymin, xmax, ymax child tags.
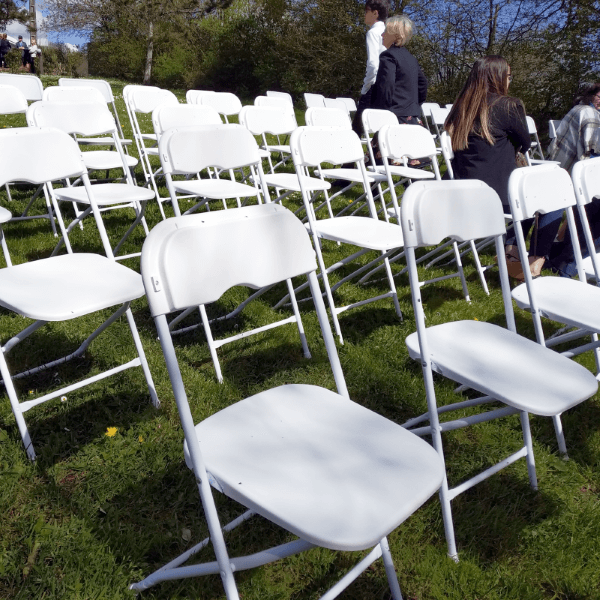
<box><xmin>43</xmin><ymin>85</ymin><xmax>106</xmax><ymax>105</ymax></box>
<box><xmin>361</xmin><ymin>108</ymin><xmax>398</xmax><ymax>135</ymax></box>
<box><xmin>0</xmin><ymin>73</ymin><xmax>43</xmax><ymax>101</ymax></box>
<box><xmin>291</xmin><ymin>126</ymin><xmax>364</xmax><ymax>167</ymax></box>
<box><xmin>401</xmin><ymin>180</ymin><xmax>506</xmax><ymax>249</ymax></box>
<box><xmin>0</xmin><ymin>127</ymin><xmax>86</xmax><ymax>187</ymax></box>
<box><xmin>142</xmin><ymin>204</ymin><xmax>318</xmax><ymax>316</ymax></box>
<box><xmin>572</xmin><ymin>155</ymin><xmax>600</xmax><ymax>207</ymax></box>
<box><xmin>125</xmin><ymin>86</ymin><xmax>179</xmax><ymax>114</ymax></box>
<box><xmin>27</xmin><ymin>100</ymin><xmax>117</xmax><ymax>137</ymax></box>
<box><xmin>305</xmin><ymin>106</ymin><xmax>351</xmax><ymax>129</ymax></box>
<box><xmin>254</xmin><ymin>95</ymin><xmax>295</xmax><ymax>117</ymax></box>
<box><xmin>152</xmin><ymin>104</ymin><xmax>222</xmax><ymax>137</ymax></box>
<box><xmin>0</xmin><ymin>84</ymin><xmax>28</xmax><ymax>115</ymax></box>
<box><xmin>526</xmin><ymin>116</ymin><xmax>538</xmax><ymax>135</ymax></box>
<box><xmin>186</xmin><ymin>89</ymin><xmax>214</xmax><ymax>104</ymax></box>
<box><xmin>323</xmin><ymin>98</ymin><xmax>349</xmax><ymax>114</ymax></box>
<box><xmin>508</xmin><ymin>163</ymin><xmax>575</xmax><ymax>222</ymax></box>
<box><xmin>378</xmin><ymin>123</ymin><xmax>439</xmax><ymax>162</ymax></box>
<box><xmin>199</xmin><ymin>91</ymin><xmax>242</xmax><ymax>117</ymax></box>
<box><xmin>239</xmin><ymin>105</ymin><xmax>296</xmax><ymax>136</ymax></box>
<box><xmin>159</xmin><ymin>124</ymin><xmax>261</xmax><ymax>175</ymax></box>
<box><xmin>549</xmin><ymin>119</ymin><xmax>561</xmax><ymax>140</ymax></box>
<box><xmin>59</xmin><ymin>78</ymin><xmax>114</xmax><ymax>103</ymax></box>
<box><xmin>336</xmin><ymin>97</ymin><xmax>357</xmax><ymax>113</ymax></box>
<box><xmin>266</xmin><ymin>90</ymin><xmax>293</xmax><ymax>106</ymax></box>
<box><xmin>421</xmin><ymin>102</ymin><xmax>440</xmax><ymax>116</ymax></box>
<box><xmin>429</xmin><ymin>106</ymin><xmax>450</xmax><ymax>126</ymax></box>
<box><xmin>304</xmin><ymin>93</ymin><xmax>325</xmax><ymax>108</ymax></box>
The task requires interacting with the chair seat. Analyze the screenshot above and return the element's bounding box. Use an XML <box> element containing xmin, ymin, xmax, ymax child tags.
<box><xmin>0</xmin><ymin>206</ymin><xmax>11</xmax><ymax>224</ymax></box>
<box><xmin>184</xmin><ymin>384</ymin><xmax>444</xmax><ymax>551</ymax></box>
<box><xmin>370</xmin><ymin>164</ymin><xmax>435</xmax><ymax>180</ymax></box>
<box><xmin>0</xmin><ymin>253</ymin><xmax>144</xmax><ymax>321</ymax></box>
<box><xmin>264</xmin><ymin>173</ymin><xmax>330</xmax><ymax>192</ymax></box>
<box><xmin>173</xmin><ymin>178</ymin><xmax>260</xmax><ymax>199</ymax></box>
<box><xmin>319</xmin><ymin>168</ymin><xmax>387</xmax><ymax>184</ymax></box>
<box><xmin>405</xmin><ymin>320</ymin><xmax>598</xmax><ymax>417</ymax></box>
<box><xmin>55</xmin><ymin>183</ymin><xmax>155</xmax><ymax>206</ymax></box>
<box><xmin>77</xmin><ymin>137</ymin><xmax>132</xmax><ymax>146</ymax></box>
<box><xmin>313</xmin><ymin>216</ymin><xmax>404</xmax><ymax>250</ymax></box>
<box><xmin>512</xmin><ymin>277</ymin><xmax>600</xmax><ymax>331</ymax></box>
<box><xmin>81</xmin><ymin>151</ymin><xmax>138</xmax><ymax>170</ymax></box>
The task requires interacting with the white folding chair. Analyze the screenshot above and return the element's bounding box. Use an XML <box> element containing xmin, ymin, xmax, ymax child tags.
<box><xmin>420</xmin><ymin>102</ymin><xmax>440</xmax><ymax>133</ymax></box>
<box><xmin>185</xmin><ymin>89</ymin><xmax>214</xmax><ymax>104</ymax></box>
<box><xmin>199</xmin><ymin>91</ymin><xmax>242</xmax><ymax>123</ymax></box>
<box><xmin>304</xmin><ymin>107</ymin><xmax>388</xmax><ymax>216</ymax></box>
<box><xmin>254</xmin><ymin>94</ymin><xmax>295</xmax><ymax>116</ymax></box>
<box><xmin>549</xmin><ymin>119</ymin><xmax>561</xmax><ymax>141</ymax></box>
<box><xmin>336</xmin><ymin>97</ymin><xmax>357</xmax><ymax>113</ymax></box>
<box><xmin>0</xmin><ymin>127</ymin><xmax>158</xmax><ymax>461</ymax></box>
<box><xmin>159</xmin><ymin>123</ymin><xmax>270</xmax><ymax>216</ymax></box>
<box><xmin>239</xmin><ymin>105</ymin><xmax>329</xmax><ymax>205</ymax></box>
<box><xmin>323</xmin><ymin>97</ymin><xmax>350</xmax><ymax>114</ymax></box>
<box><xmin>289</xmin><ymin>126</ymin><xmax>404</xmax><ymax>343</ymax></box>
<box><xmin>0</xmin><ymin>206</ymin><xmax>12</xmax><ymax>267</ymax></box>
<box><xmin>304</xmin><ymin>92</ymin><xmax>325</xmax><ymax>108</ymax></box>
<box><xmin>26</xmin><ymin>103</ymin><xmax>154</xmax><ymax>261</ymax></box>
<box><xmin>400</xmin><ymin>178</ymin><xmax>598</xmax><ymax>559</ymax></box>
<box><xmin>508</xmin><ymin>165</ymin><xmax>600</xmax><ymax>446</ymax></box>
<box><xmin>266</xmin><ymin>90</ymin><xmax>293</xmax><ymax>106</ymax></box>
<box><xmin>130</xmin><ymin>203</ymin><xmax>444</xmax><ymax>597</ymax></box>
<box><xmin>429</xmin><ymin>105</ymin><xmax>451</xmax><ymax>140</ymax></box>
<box><xmin>123</xmin><ymin>85</ymin><xmax>179</xmax><ymax>213</ymax></box>
<box><xmin>572</xmin><ymin>156</ymin><xmax>600</xmax><ymax>280</ymax></box>
<box><xmin>59</xmin><ymin>77</ymin><xmax>130</xmax><ymax>146</ymax></box>
<box><xmin>0</xmin><ymin>73</ymin><xmax>43</xmax><ymax>101</ymax></box>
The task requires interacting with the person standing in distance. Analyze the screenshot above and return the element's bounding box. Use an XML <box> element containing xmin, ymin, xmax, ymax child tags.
<box><xmin>15</xmin><ymin>35</ymin><xmax>27</xmax><ymax>68</ymax></box>
<box><xmin>352</xmin><ymin>0</ymin><xmax>389</xmax><ymax>138</ymax></box>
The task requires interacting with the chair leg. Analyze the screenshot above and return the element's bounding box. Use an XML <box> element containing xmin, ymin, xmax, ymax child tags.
<box><xmin>0</xmin><ymin>348</ymin><xmax>35</xmax><ymax>460</ymax></box>
<box><xmin>380</xmin><ymin>536</ymin><xmax>403</xmax><ymax>600</ymax></box>
<box><xmin>552</xmin><ymin>413</ymin><xmax>568</xmax><ymax>460</ymax></box>
<box><xmin>382</xmin><ymin>253</ymin><xmax>402</xmax><ymax>320</ymax></box>
<box><xmin>125</xmin><ymin>308</ymin><xmax>160</xmax><ymax>408</ymax></box>
<box><xmin>286</xmin><ymin>279</ymin><xmax>311</xmax><ymax>358</ymax></box>
<box><xmin>452</xmin><ymin>242</ymin><xmax>470</xmax><ymax>302</ymax></box>
<box><xmin>200</xmin><ymin>304</ymin><xmax>224</xmax><ymax>383</ymax></box>
<box><xmin>521</xmin><ymin>411</ymin><xmax>539</xmax><ymax>488</ymax></box>
<box><xmin>0</xmin><ymin>225</ymin><xmax>12</xmax><ymax>267</ymax></box>
<box><xmin>469</xmin><ymin>240</ymin><xmax>489</xmax><ymax>295</ymax></box>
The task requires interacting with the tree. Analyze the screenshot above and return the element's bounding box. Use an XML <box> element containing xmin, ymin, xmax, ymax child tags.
<box><xmin>0</xmin><ymin>0</ymin><xmax>28</xmax><ymax>29</ymax></box>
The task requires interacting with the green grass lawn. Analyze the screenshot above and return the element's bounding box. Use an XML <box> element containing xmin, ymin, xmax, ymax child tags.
<box><xmin>1</xmin><ymin>77</ymin><xmax>600</xmax><ymax>599</ymax></box>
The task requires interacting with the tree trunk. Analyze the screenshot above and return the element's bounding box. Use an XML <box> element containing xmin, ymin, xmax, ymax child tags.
<box><xmin>143</xmin><ymin>20</ymin><xmax>153</xmax><ymax>84</ymax></box>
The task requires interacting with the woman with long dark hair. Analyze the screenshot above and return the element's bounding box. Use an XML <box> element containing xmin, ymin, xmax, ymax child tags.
<box><xmin>446</xmin><ymin>56</ymin><xmax>561</xmax><ymax>279</ymax></box>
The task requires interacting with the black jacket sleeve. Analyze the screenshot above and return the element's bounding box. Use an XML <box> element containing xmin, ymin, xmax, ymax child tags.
<box><xmin>418</xmin><ymin>67</ymin><xmax>427</xmax><ymax>105</ymax></box>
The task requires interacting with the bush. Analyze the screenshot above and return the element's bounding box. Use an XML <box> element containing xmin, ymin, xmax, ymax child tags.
<box><xmin>39</xmin><ymin>44</ymin><xmax>85</xmax><ymax>77</ymax></box>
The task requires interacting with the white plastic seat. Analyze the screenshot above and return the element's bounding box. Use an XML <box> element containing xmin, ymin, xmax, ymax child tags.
<box><xmin>159</xmin><ymin>123</ymin><xmax>270</xmax><ymax>218</ymax></box>
<box><xmin>290</xmin><ymin>126</ymin><xmax>404</xmax><ymax>343</ymax></box>
<box><xmin>323</xmin><ymin>97</ymin><xmax>349</xmax><ymax>113</ymax></box>
<box><xmin>185</xmin><ymin>89</ymin><xmax>214</xmax><ymax>104</ymax></box>
<box><xmin>266</xmin><ymin>90</ymin><xmax>293</xmax><ymax>105</ymax></box>
<box><xmin>507</xmin><ymin>163</ymin><xmax>600</xmax><ymax>457</ymax></box>
<box><xmin>123</xmin><ymin>85</ymin><xmax>179</xmax><ymax>213</ymax></box>
<box><xmin>400</xmin><ymin>178</ymin><xmax>598</xmax><ymax>560</ymax></box>
<box><xmin>199</xmin><ymin>91</ymin><xmax>242</xmax><ymax>123</ymax></box>
<box><xmin>0</xmin><ymin>130</ymin><xmax>159</xmax><ymax>461</ymax></box>
<box><xmin>0</xmin><ymin>73</ymin><xmax>43</xmax><ymax>101</ymax></box>
<box><xmin>130</xmin><ymin>203</ymin><xmax>444</xmax><ymax>597</ymax></box>
<box><xmin>304</xmin><ymin>92</ymin><xmax>325</xmax><ymax>108</ymax></box>
<box><xmin>23</xmin><ymin>115</ymin><xmax>152</xmax><ymax>261</ymax></box>
<box><xmin>43</xmin><ymin>86</ymin><xmax>133</xmax><ymax>149</ymax></box>
<box><xmin>572</xmin><ymin>156</ymin><xmax>600</xmax><ymax>280</ymax></box>
<box><xmin>336</xmin><ymin>97</ymin><xmax>357</xmax><ymax>113</ymax></box>
<box><xmin>59</xmin><ymin>78</ymin><xmax>130</xmax><ymax>145</ymax></box>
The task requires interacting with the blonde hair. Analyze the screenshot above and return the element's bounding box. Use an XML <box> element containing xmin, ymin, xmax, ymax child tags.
<box><xmin>385</xmin><ymin>15</ymin><xmax>414</xmax><ymax>47</ymax></box>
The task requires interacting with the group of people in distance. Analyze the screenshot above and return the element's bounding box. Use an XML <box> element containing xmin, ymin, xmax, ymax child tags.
<box><xmin>352</xmin><ymin>0</ymin><xmax>600</xmax><ymax>281</ymax></box>
<box><xmin>0</xmin><ymin>34</ymin><xmax>40</xmax><ymax>73</ymax></box>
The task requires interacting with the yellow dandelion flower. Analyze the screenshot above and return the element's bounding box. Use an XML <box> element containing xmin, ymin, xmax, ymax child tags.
<box><xmin>105</xmin><ymin>427</ymin><xmax>118</xmax><ymax>437</ymax></box>
<box><xmin>138</xmin><ymin>436</ymin><xmax>144</xmax><ymax>443</ymax></box>
<box><xmin>474</xmin><ymin>317</ymin><xmax>479</xmax><ymax>321</ymax></box>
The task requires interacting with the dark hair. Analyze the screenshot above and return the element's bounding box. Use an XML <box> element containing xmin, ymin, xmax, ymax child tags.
<box><xmin>445</xmin><ymin>55</ymin><xmax>522</xmax><ymax>151</ymax></box>
<box><xmin>365</xmin><ymin>0</ymin><xmax>389</xmax><ymax>21</ymax></box>
<box><xmin>575</xmin><ymin>83</ymin><xmax>600</xmax><ymax>106</ymax></box>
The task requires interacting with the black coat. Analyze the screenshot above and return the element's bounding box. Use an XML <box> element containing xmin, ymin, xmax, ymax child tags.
<box><xmin>451</xmin><ymin>94</ymin><xmax>530</xmax><ymax>208</ymax></box>
<box><xmin>0</xmin><ymin>39</ymin><xmax>11</xmax><ymax>53</ymax></box>
<box><xmin>370</xmin><ymin>45</ymin><xmax>427</xmax><ymax>119</ymax></box>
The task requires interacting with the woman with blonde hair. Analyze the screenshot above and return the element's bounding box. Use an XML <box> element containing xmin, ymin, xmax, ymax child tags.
<box><xmin>446</xmin><ymin>55</ymin><xmax>560</xmax><ymax>278</ymax></box>
<box><xmin>370</xmin><ymin>14</ymin><xmax>427</xmax><ymax>124</ymax></box>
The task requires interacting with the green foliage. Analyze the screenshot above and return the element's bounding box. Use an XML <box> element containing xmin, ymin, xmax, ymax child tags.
<box><xmin>40</xmin><ymin>44</ymin><xmax>86</xmax><ymax>77</ymax></box>
<box><xmin>3</xmin><ymin>48</ymin><xmax>22</xmax><ymax>73</ymax></box>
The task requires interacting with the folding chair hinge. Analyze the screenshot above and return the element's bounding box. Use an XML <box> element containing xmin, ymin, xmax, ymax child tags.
<box><xmin>151</xmin><ymin>277</ymin><xmax>161</xmax><ymax>292</ymax></box>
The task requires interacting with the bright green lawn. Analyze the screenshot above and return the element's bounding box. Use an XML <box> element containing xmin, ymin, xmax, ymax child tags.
<box><xmin>1</xmin><ymin>77</ymin><xmax>600</xmax><ymax>600</ymax></box>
